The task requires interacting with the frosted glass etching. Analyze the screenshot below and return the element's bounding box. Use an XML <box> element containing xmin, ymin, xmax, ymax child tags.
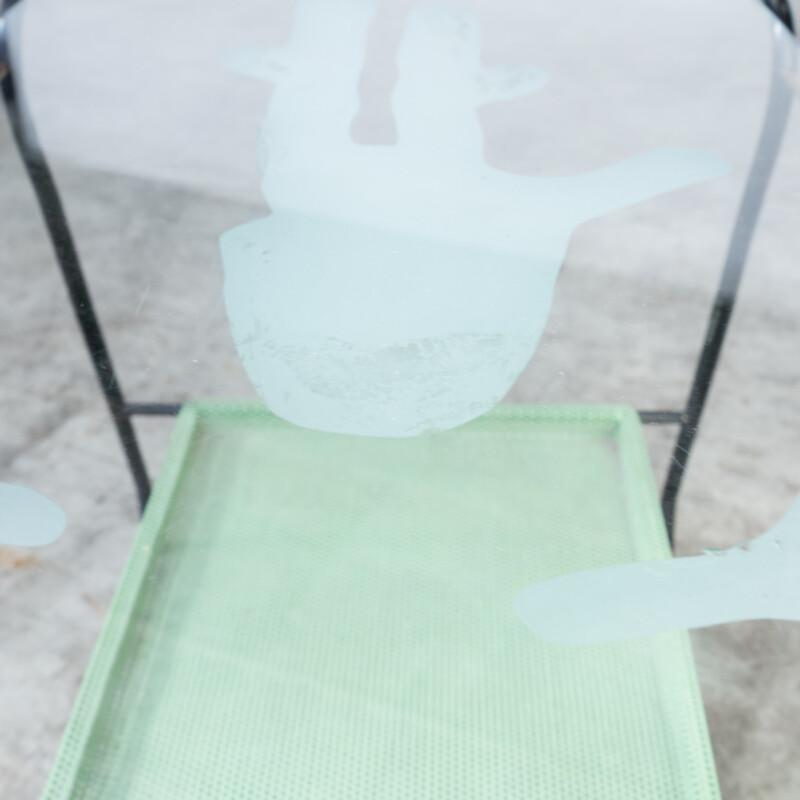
<box><xmin>221</xmin><ymin>0</ymin><xmax>730</xmax><ymax>437</ymax></box>
<box><xmin>515</xmin><ymin>493</ymin><xmax>800</xmax><ymax>644</ymax></box>
<box><xmin>0</xmin><ymin>483</ymin><xmax>66</xmax><ymax>547</ymax></box>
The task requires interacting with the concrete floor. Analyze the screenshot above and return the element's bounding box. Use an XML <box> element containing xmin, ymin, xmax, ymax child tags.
<box><xmin>2</xmin><ymin>0</ymin><xmax>800</xmax><ymax>797</ymax></box>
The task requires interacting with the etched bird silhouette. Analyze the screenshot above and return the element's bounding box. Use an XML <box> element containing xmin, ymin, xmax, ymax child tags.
<box><xmin>221</xmin><ymin>0</ymin><xmax>730</xmax><ymax>437</ymax></box>
<box><xmin>515</xmin><ymin>493</ymin><xmax>800</xmax><ymax>644</ymax></box>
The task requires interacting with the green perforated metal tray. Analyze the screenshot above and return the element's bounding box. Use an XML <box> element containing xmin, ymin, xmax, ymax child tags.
<box><xmin>43</xmin><ymin>403</ymin><xmax>720</xmax><ymax>799</ymax></box>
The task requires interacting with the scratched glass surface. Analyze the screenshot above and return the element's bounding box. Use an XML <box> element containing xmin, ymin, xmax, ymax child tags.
<box><xmin>2</xmin><ymin>1</ymin><xmax>800</xmax><ymax>799</ymax></box>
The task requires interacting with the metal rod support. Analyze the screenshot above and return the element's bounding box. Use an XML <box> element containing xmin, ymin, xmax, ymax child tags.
<box><xmin>638</xmin><ymin>410</ymin><xmax>685</xmax><ymax>425</ymax></box>
<box><xmin>126</xmin><ymin>403</ymin><xmax>183</xmax><ymax>416</ymax></box>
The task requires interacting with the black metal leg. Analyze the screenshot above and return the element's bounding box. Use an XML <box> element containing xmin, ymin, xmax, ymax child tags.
<box><xmin>762</xmin><ymin>0</ymin><xmax>795</xmax><ymax>33</ymax></box>
<box><xmin>1</xmin><ymin>0</ymin><xmax>151</xmax><ymax>512</ymax></box>
<box><xmin>660</xmin><ymin>18</ymin><xmax>795</xmax><ymax>543</ymax></box>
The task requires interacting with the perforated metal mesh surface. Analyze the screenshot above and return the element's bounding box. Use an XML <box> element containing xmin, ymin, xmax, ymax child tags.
<box><xmin>43</xmin><ymin>403</ymin><xmax>720</xmax><ymax>799</ymax></box>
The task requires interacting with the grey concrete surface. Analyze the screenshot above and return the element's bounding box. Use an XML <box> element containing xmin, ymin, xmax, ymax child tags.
<box><xmin>3</xmin><ymin>123</ymin><xmax>800</xmax><ymax>799</ymax></box>
<box><xmin>2</xmin><ymin>0</ymin><xmax>800</xmax><ymax>798</ymax></box>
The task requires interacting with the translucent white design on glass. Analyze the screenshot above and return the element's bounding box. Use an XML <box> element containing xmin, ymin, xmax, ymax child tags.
<box><xmin>221</xmin><ymin>0</ymin><xmax>730</xmax><ymax>437</ymax></box>
<box><xmin>514</xmin><ymin>494</ymin><xmax>800</xmax><ymax>645</ymax></box>
<box><xmin>0</xmin><ymin>482</ymin><xmax>66</xmax><ymax>547</ymax></box>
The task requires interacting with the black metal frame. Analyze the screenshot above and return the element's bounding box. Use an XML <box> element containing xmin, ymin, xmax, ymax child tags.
<box><xmin>0</xmin><ymin>0</ymin><xmax>794</xmax><ymax>542</ymax></box>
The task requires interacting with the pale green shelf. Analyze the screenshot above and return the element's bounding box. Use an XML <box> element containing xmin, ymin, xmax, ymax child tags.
<box><xmin>43</xmin><ymin>403</ymin><xmax>720</xmax><ymax>799</ymax></box>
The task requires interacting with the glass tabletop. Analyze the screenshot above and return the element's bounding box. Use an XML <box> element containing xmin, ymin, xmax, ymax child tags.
<box><xmin>1</xmin><ymin>1</ymin><xmax>800</xmax><ymax>798</ymax></box>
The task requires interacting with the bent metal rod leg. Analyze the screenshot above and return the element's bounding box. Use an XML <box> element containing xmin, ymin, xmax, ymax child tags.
<box><xmin>0</xmin><ymin>0</ymin><xmax>151</xmax><ymax>511</ymax></box>
<box><xmin>661</xmin><ymin>15</ymin><xmax>795</xmax><ymax>539</ymax></box>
